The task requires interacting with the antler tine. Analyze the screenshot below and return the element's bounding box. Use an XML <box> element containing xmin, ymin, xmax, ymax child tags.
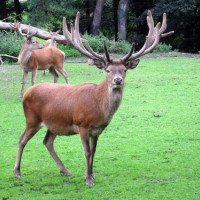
<box><xmin>63</xmin><ymin>17</ymin><xmax>73</xmax><ymax>45</ymax></box>
<box><xmin>160</xmin><ymin>13</ymin><xmax>175</xmax><ymax>38</ymax></box>
<box><xmin>85</xmin><ymin>41</ymin><xmax>105</xmax><ymax>62</ymax></box>
<box><xmin>73</xmin><ymin>12</ymin><xmax>105</xmax><ymax>63</ymax></box>
<box><xmin>143</xmin><ymin>22</ymin><xmax>160</xmax><ymax>54</ymax></box>
<box><xmin>27</xmin><ymin>31</ymin><xmax>38</xmax><ymax>39</ymax></box>
<box><xmin>122</xmin><ymin>43</ymin><xmax>135</xmax><ymax>62</ymax></box>
<box><xmin>161</xmin><ymin>31</ymin><xmax>174</xmax><ymax>38</ymax></box>
<box><xmin>69</xmin><ymin>20</ymin><xmax>95</xmax><ymax>58</ymax></box>
<box><xmin>15</xmin><ymin>22</ymin><xmax>28</xmax><ymax>37</ymax></box>
<box><xmin>63</xmin><ymin>12</ymin><xmax>107</xmax><ymax>65</ymax></box>
<box><xmin>159</xmin><ymin>13</ymin><xmax>167</xmax><ymax>34</ymax></box>
<box><xmin>10</xmin><ymin>21</ymin><xmax>18</xmax><ymax>31</ymax></box>
<box><xmin>147</xmin><ymin>10</ymin><xmax>154</xmax><ymax>35</ymax></box>
<box><xmin>104</xmin><ymin>40</ymin><xmax>111</xmax><ymax>63</ymax></box>
<box><xmin>74</xmin><ymin>12</ymin><xmax>85</xmax><ymax>49</ymax></box>
<box><xmin>129</xmin><ymin>36</ymin><xmax>148</xmax><ymax>60</ymax></box>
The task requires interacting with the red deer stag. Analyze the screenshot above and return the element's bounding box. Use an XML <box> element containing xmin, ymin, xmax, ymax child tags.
<box><xmin>14</xmin><ymin>11</ymin><xmax>174</xmax><ymax>186</ymax></box>
<box><xmin>12</xmin><ymin>23</ymin><xmax>69</xmax><ymax>97</ymax></box>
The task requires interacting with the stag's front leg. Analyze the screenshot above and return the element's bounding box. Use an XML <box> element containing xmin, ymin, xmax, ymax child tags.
<box><xmin>20</xmin><ymin>71</ymin><xmax>28</xmax><ymax>98</ymax></box>
<box><xmin>89</xmin><ymin>136</ymin><xmax>98</xmax><ymax>180</ymax></box>
<box><xmin>31</xmin><ymin>69</ymin><xmax>37</xmax><ymax>85</ymax></box>
<box><xmin>80</xmin><ymin>129</ymin><xmax>94</xmax><ymax>186</ymax></box>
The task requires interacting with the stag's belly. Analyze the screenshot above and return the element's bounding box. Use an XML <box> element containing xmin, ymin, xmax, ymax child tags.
<box><xmin>38</xmin><ymin>64</ymin><xmax>52</xmax><ymax>70</ymax></box>
<box><xmin>40</xmin><ymin>121</ymin><xmax>107</xmax><ymax>137</ymax></box>
<box><xmin>41</xmin><ymin>122</ymin><xmax>79</xmax><ymax>136</ymax></box>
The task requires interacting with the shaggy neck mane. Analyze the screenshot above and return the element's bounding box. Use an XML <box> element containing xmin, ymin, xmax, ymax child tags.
<box><xmin>96</xmin><ymin>79</ymin><xmax>124</xmax><ymax>121</ymax></box>
<box><xmin>18</xmin><ymin>46</ymin><xmax>32</xmax><ymax>64</ymax></box>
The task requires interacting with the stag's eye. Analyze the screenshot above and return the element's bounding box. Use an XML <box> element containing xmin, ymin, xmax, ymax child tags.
<box><xmin>106</xmin><ymin>69</ymin><xmax>110</xmax><ymax>73</ymax></box>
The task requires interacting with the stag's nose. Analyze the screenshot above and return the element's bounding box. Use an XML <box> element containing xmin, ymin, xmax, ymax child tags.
<box><xmin>114</xmin><ymin>77</ymin><xmax>123</xmax><ymax>85</ymax></box>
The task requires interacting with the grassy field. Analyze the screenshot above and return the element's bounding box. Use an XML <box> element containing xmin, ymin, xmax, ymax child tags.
<box><xmin>0</xmin><ymin>57</ymin><xmax>199</xmax><ymax>200</ymax></box>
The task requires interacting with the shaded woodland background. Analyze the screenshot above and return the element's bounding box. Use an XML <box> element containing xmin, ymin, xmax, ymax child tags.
<box><xmin>1</xmin><ymin>0</ymin><xmax>200</xmax><ymax>53</ymax></box>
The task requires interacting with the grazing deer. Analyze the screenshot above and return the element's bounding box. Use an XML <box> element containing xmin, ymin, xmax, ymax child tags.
<box><xmin>12</xmin><ymin>23</ymin><xmax>69</xmax><ymax>97</ymax></box>
<box><xmin>14</xmin><ymin>11</ymin><xmax>174</xmax><ymax>186</ymax></box>
<box><xmin>43</xmin><ymin>30</ymin><xmax>60</xmax><ymax>76</ymax></box>
<box><xmin>44</xmin><ymin>30</ymin><xmax>60</xmax><ymax>47</ymax></box>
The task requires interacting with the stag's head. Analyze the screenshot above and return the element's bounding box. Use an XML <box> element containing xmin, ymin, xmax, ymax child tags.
<box><xmin>63</xmin><ymin>11</ymin><xmax>174</xmax><ymax>89</ymax></box>
<box><xmin>49</xmin><ymin>30</ymin><xmax>60</xmax><ymax>43</ymax></box>
<box><xmin>11</xmin><ymin>22</ymin><xmax>44</xmax><ymax>51</ymax></box>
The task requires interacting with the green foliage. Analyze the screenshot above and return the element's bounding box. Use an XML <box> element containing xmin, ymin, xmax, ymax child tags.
<box><xmin>82</xmin><ymin>33</ymin><xmax>132</xmax><ymax>54</ymax></box>
<box><xmin>27</xmin><ymin>0</ymin><xmax>85</xmax><ymax>30</ymax></box>
<box><xmin>0</xmin><ymin>31</ymin><xmax>23</xmax><ymax>62</ymax></box>
<box><xmin>153</xmin><ymin>43</ymin><xmax>173</xmax><ymax>53</ymax></box>
<box><xmin>0</xmin><ymin>57</ymin><xmax>200</xmax><ymax>199</ymax></box>
<box><xmin>57</xmin><ymin>44</ymin><xmax>81</xmax><ymax>57</ymax></box>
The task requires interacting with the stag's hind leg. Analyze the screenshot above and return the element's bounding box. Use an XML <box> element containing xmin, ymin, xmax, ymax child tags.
<box><xmin>14</xmin><ymin>125</ymin><xmax>40</xmax><ymax>177</ymax></box>
<box><xmin>54</xmin><ymin>65</ymin><xmax>69</xmax><ymax>84</ymax></box>
<box><xmin>49</xmin><ymin>66</ymin><xmax>59</xmax><ymax>83</ymax></box>
<box><xmin>43</xmin><ymin>130</ymin><xmax>70</xmax><ymax>176</ymax></box>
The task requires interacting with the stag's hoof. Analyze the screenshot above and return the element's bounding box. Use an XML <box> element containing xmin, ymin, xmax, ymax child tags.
<box><xmin>14</xmin><ymin>170</ymin><xmax>21</xmax><ymax>178</ymax></box>
<box><xmin>60</xmin><ymin>170</ymin><xmax>71</xmax><ymax>176</ymax></box>
<box><xmin>86</xmin><ymin>179</ymin><xmax>94</xmax><ymax>187</ymax></box>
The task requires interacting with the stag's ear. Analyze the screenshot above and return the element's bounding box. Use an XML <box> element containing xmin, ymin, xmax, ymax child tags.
<box><xmin>126</xmin><ymin>59</ymin><xmax>140</xmax><ymax>70</ymax></box>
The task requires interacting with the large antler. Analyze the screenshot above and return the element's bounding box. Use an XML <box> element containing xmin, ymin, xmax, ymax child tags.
<box><xmin>122</xmin><ymin>10</ymin><xmax>174</xmax><ymax>62</ymax></box>
<box><xmin>10</xmin><ymin>21</ymin><xmax>37</xmax><ymax>39</ymax></box>
<box><xmin>63</xmin><ymin>12</ymin><xmax>110</xmax><ymax>68</ymax></box>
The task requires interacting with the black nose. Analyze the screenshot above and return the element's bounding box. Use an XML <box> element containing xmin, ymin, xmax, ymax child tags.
<box><xmin>114</xmin><ymin>77</ymin><xmax>123</xmax><ymax>85</ymax></box>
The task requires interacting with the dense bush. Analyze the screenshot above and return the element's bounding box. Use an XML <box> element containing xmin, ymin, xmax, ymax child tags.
<box><xmin>58</xmin><ymin>32</ymin><xmax>132</xmax><ymax>56</ymax></box>
<box><xmin>82</xmin><ymin>33</ymin><xmax>132</xmax><ymax>54</ymax></box>
<box><xmin>0</xmin><ymin>31</ymin><xmax>23</xmax><ymax>63</ymax></box>
<box><xmin>153</xmin><ymin>43</ymin><xmax>174</xmax><ymax>53</ymax></box>
<box><xmin>57</xmin><ymin>44</ymin><xmax>81</xmax><ymax>57</ymax></box>
<box><xmin>0</xmin><ymin>31</ymin><xmax>178</xmax><ymax>64</ymax></box>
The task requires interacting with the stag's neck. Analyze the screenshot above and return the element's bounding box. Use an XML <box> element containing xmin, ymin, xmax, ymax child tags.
<box><xmin>49</xmin><ymin>40</ymin><xmax>55</xmax><ymax>47</ymax></box>
<box><xmin>96</xmin><ymin>79</ymin><xmax>124</xmax><ymax>122</ymax></box>
<box><xmin>18</xmin><ymin>48</ymin><xmax>32</xmax><ymax>65</ymax></box>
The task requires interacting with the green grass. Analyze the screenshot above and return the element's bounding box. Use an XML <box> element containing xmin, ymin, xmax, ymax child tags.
<box><xmin>0</xmin><ymin>57</ymin><xmax>199</xmax><ymax>200</ymax></box>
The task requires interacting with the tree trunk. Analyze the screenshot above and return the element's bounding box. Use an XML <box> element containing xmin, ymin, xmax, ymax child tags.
<box><xmin>113</xmin><ymin>0</ymin><xmax>120</xmax><ymax>41</ymax></box>
<box><xmin>84</xmin><ymin>0</ymin><xmax>91</xmax><ymax>33</ymax></box>
<box><xmin>14</xmin><ymin>0</ymin><xmax>22</xmax><ymax>21</ymax></box>
<box><xmin>0</xmin><ymin>21</ymin><xmax>69</xmax><ymax>45</ymax></box>
<box><xmin>0</xmin><ymin>0</ymin><xmax>7</xmax><ymax>20</ymax></box>
<box><xmin>117</xmin><ymin>0</ymin><xmax>130</xmax><ymax>40</ymax></box>
<box><xmin>91</xmin><ymin>0</ymin><xmax>105</xmax><ymax>35</ymax></box>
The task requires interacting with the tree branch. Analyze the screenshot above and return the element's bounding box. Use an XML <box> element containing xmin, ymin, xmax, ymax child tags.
<box><xmin>0</xmin><ymin>20</ymin><xmax>70</xmax><ymax>45</ymax></box>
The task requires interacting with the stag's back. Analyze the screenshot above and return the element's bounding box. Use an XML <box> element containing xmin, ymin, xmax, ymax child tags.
<box><xmin>28</xmin><ymin>47</ymin><xmax>65</xmax><ymax>69</ymax></box>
